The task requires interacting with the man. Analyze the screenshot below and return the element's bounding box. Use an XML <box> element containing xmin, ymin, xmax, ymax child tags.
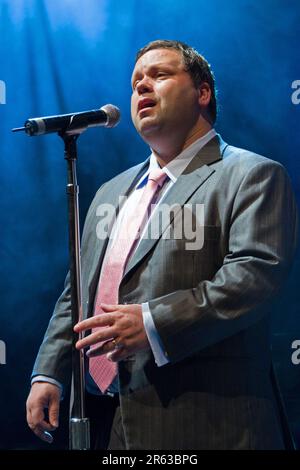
<box><xmin>26</xmin><ymin>40</ymin><xmax>298</xmax><ymax>450</ymax></box>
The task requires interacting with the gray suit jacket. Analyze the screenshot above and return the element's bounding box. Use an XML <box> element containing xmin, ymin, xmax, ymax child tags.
<box><xmin>33</xmin><ymin>135</ymin><xmax>298</xmax><ymax>449</ymax></box>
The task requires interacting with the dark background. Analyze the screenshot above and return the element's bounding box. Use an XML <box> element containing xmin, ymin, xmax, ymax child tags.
<box><xmin>0</xmin><ymin>0</ymin><xmax>299</xmax><ymax>449</ymax></box>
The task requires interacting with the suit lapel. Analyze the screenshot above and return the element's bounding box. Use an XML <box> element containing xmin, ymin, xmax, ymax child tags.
<box><xmin>123</xmin><ymin>135</ymin><xmax>225</xmax><ymax>279</ymax></box>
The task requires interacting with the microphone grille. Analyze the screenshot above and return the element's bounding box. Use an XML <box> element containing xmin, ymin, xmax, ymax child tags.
<box><xmin>101</xmin><ymin>104</ymin><xmax>121</xmax><ymax>128</ymax></box>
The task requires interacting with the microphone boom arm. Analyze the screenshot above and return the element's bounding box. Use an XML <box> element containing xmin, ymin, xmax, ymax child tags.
<box><xmin>12</xmin><ymin>104</ymin><xmax>120</xmax><ymax>136</ymax></box>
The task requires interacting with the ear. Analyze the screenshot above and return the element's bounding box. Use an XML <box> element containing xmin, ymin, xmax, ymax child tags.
<box><xmin>197</xmin><ymin>82</ymin><xmax>211</xmax><ymax>107</ymax></box>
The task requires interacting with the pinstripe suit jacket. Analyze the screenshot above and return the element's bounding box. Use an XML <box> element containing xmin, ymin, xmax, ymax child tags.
<box><xmin>32</xmin><ymin>135</ymin><xmax>298</xmax><ymax>449</ymax></box>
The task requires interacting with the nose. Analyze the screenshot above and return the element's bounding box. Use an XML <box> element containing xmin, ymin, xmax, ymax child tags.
<box><xmin>135</xmin><ymin>76</ymin><xmax>153</xmax><ymax>95</ymax></box>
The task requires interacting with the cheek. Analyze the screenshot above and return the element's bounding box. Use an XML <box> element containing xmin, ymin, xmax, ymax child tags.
<box><xmin>158</xmin><ymin>83</ymin><xmax>181</xmax><ymax>107</ymax></box>
<box><xmin>130</xmin><ymin>96</ymin><xmax>140</xmax><ymax>130</ymax></box>
<box><xmin>172</xmin><ymin>88</ymin><xmax>197</xmax><ymax>113</ymax></box>
<box><xmin>130</xmin><ymin>96</ymin><xmax>136</xmax><ymax>119</ymax></box>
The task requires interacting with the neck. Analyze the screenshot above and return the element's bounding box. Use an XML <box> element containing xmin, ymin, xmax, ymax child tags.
<box><xmin>148</xmin><ymin>119</ymin><xmax>212</xmax><ymax>167</ymax></box>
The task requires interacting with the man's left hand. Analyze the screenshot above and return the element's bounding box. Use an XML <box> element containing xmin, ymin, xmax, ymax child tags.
<box><xmin>74</xmin><ymin>303</ymin><xmax>150</xmax><ymax>362</ymax></box>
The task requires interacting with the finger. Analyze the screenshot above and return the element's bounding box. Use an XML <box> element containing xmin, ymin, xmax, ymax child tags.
<box><xmin>106</xmin><ymin>348</ymin><xmax>127</xmax><ymax>362</ymax></box>
<box><xmin>74</xmin><ymin>313</ymin><xmax>115</xmax><ymax>333</ymax></box>
<box><xmin>75</xmin><ymin>327</ymin><xmax>116</xmax><ymax>350</ymax></box>
<box><xmin>48</xmin><ymin>398</ymin><xmax>60</xmax><ymax>429</ymax></box>
<box><xmin>28</xmin><ymin>403</ymin><xmax>55</xmax><ymax>431</ymax></box>
<box><xmin>27</xmin><ymin>407</ymin><xmax>56</xmax><ymax>439</ymax></box>
<box><xmin>100</xmin><ymin>303</ymin><xmax>121</xmax><ymax>312</ymax></box>
<box><xmin>29</xmin><ymin>411</ymin><xmax>57</xmax><ymax>433</ymax></box>
<box><xmin>86</xmin><ymin>339</ymin><xmax>119</xmax><ymax>358</ymax></box>
<box><xmin>29</xmin><ymin>423</ymin><xmax>53</xmax><ymax>443</ymax></box>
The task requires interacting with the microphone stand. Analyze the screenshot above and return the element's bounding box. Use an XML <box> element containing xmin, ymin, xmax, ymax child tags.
<box><xmin>59</xmin><ymin>130</ymin><xmax>90</xmax><ymax>450</ymax></box>
<box><xmin>13</xmin><ymin>108</ymin><xmax>120</xmax><ymax>450</ymax></box>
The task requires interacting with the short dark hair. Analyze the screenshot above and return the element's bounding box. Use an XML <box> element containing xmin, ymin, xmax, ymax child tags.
<box><xmin>136</xmin><ymin>39</ymin><xmax>217</xmax><ymax>124</ymax></box>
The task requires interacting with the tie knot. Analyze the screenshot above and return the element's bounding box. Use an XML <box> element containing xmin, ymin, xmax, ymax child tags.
<box><xmin>148</xmin><ymin>168</ymin><xmax>167</xmax><ymax>188</ymax></box>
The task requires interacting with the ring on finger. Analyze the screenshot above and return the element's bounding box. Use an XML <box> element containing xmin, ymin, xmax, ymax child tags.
<box><xmin>112</xmin><ymin>338</ymin><xmax>123</xmax><ymax>350</ymax></box>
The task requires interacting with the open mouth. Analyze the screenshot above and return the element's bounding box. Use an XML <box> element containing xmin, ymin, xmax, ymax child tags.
<box><xmin>138</xmin><ymin>99</ymin><xmax>156</xmax><ymax>112</ymax></box>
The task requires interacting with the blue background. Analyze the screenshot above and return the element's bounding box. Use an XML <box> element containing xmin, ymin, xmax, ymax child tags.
<box><xmin>0</xmin><ymin>0</ymin><xmax>299</xmax><ymax>449</ymax></box>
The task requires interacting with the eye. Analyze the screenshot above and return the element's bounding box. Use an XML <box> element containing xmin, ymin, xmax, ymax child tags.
<box><xmin>157</xmin><ymin>72</ymin><xmax>168</xmax><ymax>78</ymax></box>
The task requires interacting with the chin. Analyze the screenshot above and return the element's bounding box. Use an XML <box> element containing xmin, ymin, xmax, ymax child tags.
<box><xmin>137</xmin><ymin>118</ymin><xmax>161</xmax><ymax>137</ymax></box>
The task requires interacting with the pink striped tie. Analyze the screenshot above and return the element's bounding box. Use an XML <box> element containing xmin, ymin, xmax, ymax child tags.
<box><xmin>89</xmin><ymin>168</ymin><xmax>167</xmax><ymax>393</ymax></box>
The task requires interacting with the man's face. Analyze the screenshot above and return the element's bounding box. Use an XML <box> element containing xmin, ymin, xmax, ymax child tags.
<box><xmin>131</xmin><ymin>48</ymin><xmax>201</xmax><ymax>140</ymax></box>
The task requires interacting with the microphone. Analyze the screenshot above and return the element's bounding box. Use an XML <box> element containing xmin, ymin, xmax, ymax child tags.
<box><xmin>12</xmin><ymin>104</ymin><xmax>120</xmax><ymax>136</ymax></box>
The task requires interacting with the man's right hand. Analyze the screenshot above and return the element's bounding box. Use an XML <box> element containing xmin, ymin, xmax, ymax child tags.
<box><xmin>26</xmin><ymin>382</ymin><xmax>61</xmax><ymax>443</ymax></box>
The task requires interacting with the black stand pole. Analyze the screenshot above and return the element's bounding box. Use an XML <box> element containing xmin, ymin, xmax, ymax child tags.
<box><xmin>59</xmin><ymin>132</ymin><xmax>90</xmax><ymax>450</ymax></box>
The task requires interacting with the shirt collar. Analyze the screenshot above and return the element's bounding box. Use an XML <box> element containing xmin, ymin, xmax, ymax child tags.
<box><xmin>136</xmin><ymin>128</ymin><xmax>216</xmax><ymax>188</ymax></box>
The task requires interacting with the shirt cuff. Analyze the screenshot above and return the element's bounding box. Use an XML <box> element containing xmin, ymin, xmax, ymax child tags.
<box><xmin>142</xmin><ymin>302</ymin><xmax>169</xmax><ymax>366</ymax></box>
<box><xmin>31</xmin><ymin>375</ymin><xmax>63</xmax><ymax>394</ymax></box>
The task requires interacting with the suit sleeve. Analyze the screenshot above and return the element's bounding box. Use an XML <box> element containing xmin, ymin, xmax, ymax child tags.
<box><xmin>148</xmin><ymin>161</ymin><xmax>298</xmax><ymax>363</ymax></box>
